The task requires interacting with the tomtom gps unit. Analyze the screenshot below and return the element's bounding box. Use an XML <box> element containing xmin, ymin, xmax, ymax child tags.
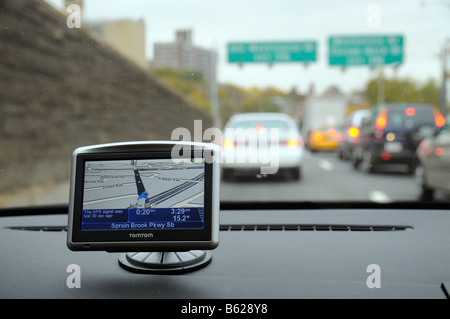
<box><xmin>67</xmin><ymin>141</ymin><xmax>220</xmax><ymax>254</ymax></box>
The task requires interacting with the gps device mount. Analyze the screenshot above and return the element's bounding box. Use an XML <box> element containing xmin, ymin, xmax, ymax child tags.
<box><xmin>119</xmin><ymin>251</ymin><xmax>213</xmax><ymax>274</ymax></box>
<box><xmin>67</xmin><ymin>141</ymin><xmax>220</xmax><ymax>274</ymax></box>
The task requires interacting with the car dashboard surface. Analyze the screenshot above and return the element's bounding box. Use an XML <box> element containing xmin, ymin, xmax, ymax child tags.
<box><xmin>0</xmin><ymin>203</ymin><xmax>449</xmax><ymax>299</ymax></box>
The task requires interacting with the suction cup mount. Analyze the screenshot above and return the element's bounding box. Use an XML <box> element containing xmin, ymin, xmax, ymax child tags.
<box><xmin>119</xmin><ymin>250</ymin><xmax>212</xmax><ymax>274</ymax></box>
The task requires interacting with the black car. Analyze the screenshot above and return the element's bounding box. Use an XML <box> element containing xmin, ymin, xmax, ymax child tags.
<box><xmin>351</xmin><ymin>103</ymin><xmax>446</xmax><ymax>174</ymax></box>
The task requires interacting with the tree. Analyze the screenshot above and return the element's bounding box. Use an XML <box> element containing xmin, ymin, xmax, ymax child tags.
<box><xmin>152</xmin><ymin>68</ymin><xmax>289</xmax><ymax>124</ymax></box>
<box><xmin>365</xmin><ymin>77</ymin><xmax>440</xmax><ymax>107</ymax></box>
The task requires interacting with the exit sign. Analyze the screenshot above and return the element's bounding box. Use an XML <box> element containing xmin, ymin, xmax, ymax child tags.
<box><xmin>228</xmin><ymin>41</ymin><xmax>317</xmax><ymax>64</ymax></box>
<box><xmin>329</xmin><ymin>35</ymin><xmax>404</xmax><ymax>67</ymax></box>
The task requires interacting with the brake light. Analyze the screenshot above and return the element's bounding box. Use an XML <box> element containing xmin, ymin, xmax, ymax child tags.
<box><xmin>335</xmin><ymin>132</ymin><xmax>344</xmax><ymax>142</ymax></box>
<box><xmin>286</xmin><ymin>138</ymin><xmax>299</xmax><ymax>148</ymax></box>
<box><xmin>375</xmin><ymin>113</ymin><xmax>387</xmax><ymax>130</ymax></box>
<box><xmin>312</xmin><ymin>132</ymin><xmax>323</xmax><ymax>142</ymax></box>
<box><xmin>381</xmin><ymin>152</ymin><xmax>392</xmax><ymax>161</ymax></box>
<box><xmin>434</xmin><ymin>113</ymin><xmax>446</xmax><ymax>128</ymax></box>
<box><xmin>405</xmin><ymin>107</ymin><xmax>416</xmax><ymax>117</ymax></box>
<box><xmin>348</xmin><ymin>126</ymin><xmax>360</xmax><ymax>138</ymax></box>
<box><xmin>435</xmin><ymin>147</ymin><xmax>444</xmax><ymax>157</ymax></box>
<box><xmin>419</xmin><ymin>139</ymin><xmax>432</xmax><ymax>156</ymax></box>
<box><xmin>255</xmin><ymin>125</ymin><xmax>266</xmax><ymax>133</ymax></box>
<box><xmin>222</xmin><ymin>139</ymin><xmax>235</xmax><ymax>149</ymax></box>
<box><xmin>327</xmin><ymin>127</ymin><xmax>336</xmax><ymax>136</ymax></box>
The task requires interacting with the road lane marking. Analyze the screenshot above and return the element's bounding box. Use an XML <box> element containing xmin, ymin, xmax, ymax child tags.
<box><xmin>368</xmin><ymin>191</ymin><xmax>392</xmax><ymax>203</ymax></box>
<box><xmin>319</xmin><ymin>159</ymin><xmax>334</xmax><ymax>171</ymax></box>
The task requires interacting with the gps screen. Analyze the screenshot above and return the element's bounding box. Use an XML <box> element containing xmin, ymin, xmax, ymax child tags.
<box><xmin>81</xmin><ymin>158</ymin><xmax>205</xmax><ymax>231</ymax></box>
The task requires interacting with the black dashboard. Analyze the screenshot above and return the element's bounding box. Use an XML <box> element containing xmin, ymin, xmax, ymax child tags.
<box><xmin>1</xmin><ymin>203</ymin><xmax>449</xmax><ymax>301</ymax></box>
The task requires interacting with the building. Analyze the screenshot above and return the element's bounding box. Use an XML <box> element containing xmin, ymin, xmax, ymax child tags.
<box><xmin>87</xmin><ymin>19</ymin><xmax>147</xmax><ymax>70</ymax></box>
<box><xmin>152</xmin><ymin>30</ymin><xmax>217</xmax><ymax>82</ymax></box>
<box><xmin>60</xmin><ymin>1</ymin><xmax>147</xmax><ymax>70</ymax></box>
<box><xmin>322</xmin><ymin>85</ymin><xmax>345</xmax><ymax>99</ymax></box>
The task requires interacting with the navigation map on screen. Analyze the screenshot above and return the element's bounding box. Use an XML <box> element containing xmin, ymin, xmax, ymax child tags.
<box><xmin>81</xmin><ymin>158</ymin><xmax>205</xmax><ymax>231</ymax></box>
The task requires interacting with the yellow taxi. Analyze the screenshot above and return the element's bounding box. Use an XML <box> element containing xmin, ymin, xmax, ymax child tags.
<box><xmin>306</xmin><ymin>125</ymin><xmax>343</xmax><ymax>152</ymax></box>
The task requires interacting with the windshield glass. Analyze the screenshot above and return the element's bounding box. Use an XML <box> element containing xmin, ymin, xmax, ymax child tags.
<box><xmin>1</xmin><ymin>0</ymin><xmax>449</xmax><ymax>208</ymax></box>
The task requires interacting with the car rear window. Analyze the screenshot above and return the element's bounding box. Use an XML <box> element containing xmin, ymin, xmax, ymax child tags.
<box><xmin>230</xmin><ymin>120</ymin><xmax>291</xmax><ymax>131</ymax></box>
<box><xmin>386</xmin><ymin>108</ymin><xmax>435</xmax><ymax>129</ymax></box>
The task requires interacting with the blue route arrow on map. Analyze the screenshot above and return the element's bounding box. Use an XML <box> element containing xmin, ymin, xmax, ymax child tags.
<box><xmin>138</xmin><ymin>192</ymin><xmax>148</xmax><ymax>200</ymax></box>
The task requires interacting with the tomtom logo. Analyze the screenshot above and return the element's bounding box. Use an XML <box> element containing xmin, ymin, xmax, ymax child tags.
<box><xmin>129</xmin><ymin>233</ymin><xmax>154</xmax><ymax>239</ymax></box>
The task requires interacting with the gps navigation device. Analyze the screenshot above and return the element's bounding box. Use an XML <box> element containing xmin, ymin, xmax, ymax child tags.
<box><xmin>67</xmin><ymin>141</ymin><xmax>220</xmax><ymax>254</ymax></box>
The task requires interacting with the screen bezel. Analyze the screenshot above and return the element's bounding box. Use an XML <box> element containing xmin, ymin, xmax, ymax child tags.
<box><xmin>67</xmin><ymin>142</ymin><xmax>219</xmax><ymax>252</ymax></box>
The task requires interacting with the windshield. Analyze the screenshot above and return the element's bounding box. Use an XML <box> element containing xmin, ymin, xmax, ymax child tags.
<box><xmin>1</xmin><ymin>0</ymin><xmax>449</xmax><ymax>208</ymax></box>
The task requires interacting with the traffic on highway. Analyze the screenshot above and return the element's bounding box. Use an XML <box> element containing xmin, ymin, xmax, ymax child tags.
<box><xmin>1</xmin><ymin>0</ymin><xmax>450</xmax><ymax>301</ymax></box>
<box><xmin>221</xmin><ymin>147</ymin><xmax>419</xmax><ymax>203</ymax></box>
<box><xmin>0</xmin><ymin>0</ymin><xmax>448</xmax><ymax>208</ymax></box>
<box><xmin>220</xmin><ymin>105</ymin><xmax>449</xmax><ymax>203</ymax></box>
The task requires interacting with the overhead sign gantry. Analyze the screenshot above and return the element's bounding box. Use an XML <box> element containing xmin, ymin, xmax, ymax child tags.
<box><xmin>328</xmin><ymin>35</ymin><xmax>404</xmax><ymax>67</ymax></box>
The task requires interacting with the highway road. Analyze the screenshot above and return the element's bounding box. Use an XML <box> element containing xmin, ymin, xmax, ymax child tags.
<box><xmin>220</xmin><ymin>150</ymin><xmax>419</xmax><ymax>203</ymax></box>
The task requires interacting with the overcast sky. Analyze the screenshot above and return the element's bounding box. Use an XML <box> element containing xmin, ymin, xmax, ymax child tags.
<box><xmin>46</xmin><ymin>0</ymin><xmax>450</xmax><ymax>95</ymax></box>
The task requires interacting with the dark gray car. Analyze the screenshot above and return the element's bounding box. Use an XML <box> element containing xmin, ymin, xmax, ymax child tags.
<box><xmin>415</xmin><ymin>115</ymin><xmax>450</xmax><ymax>200</ymax></box>
<box><xmin>351</xmin><ymin>103</ymin><xmax>446</xmax><ymax>174</ymax></box>
<box><xmin>337</xmin><ymin>109</ymin><xmax>372</xmax><ymax>160</ymax></box>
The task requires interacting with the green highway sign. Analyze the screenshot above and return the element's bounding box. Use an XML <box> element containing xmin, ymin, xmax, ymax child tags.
<box><xmin>228</xmin><ymin>41</ymin><xmax>317</xmax><ymax>64</ymax></box>
<box><xmin>329</xmin><ymin>35</ymin><xmax>404</xmax><ymax>67</ymax></box>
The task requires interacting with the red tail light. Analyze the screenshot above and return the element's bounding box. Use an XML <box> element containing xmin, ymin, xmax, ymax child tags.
<box><xmin>255</xmin><ymin>125</ymin><xmax>266</xmax><ymax>134</ymax></box>
<box><xmin>327</xmin><ymin>127</ymin><xmax>336</xmax><ymax>136</ymax></box>
<box><xmin>435</xmin><ymin>147</ymin><xmax>444</xmax><ymax>157</ymax></box>
<box><xmin>375</xmin><ymin>113</ymin><xmax>387</xmax><ymax>131</ymax></box>
<box><xmin>419</xmin><ymin>139</ymin><xmax>433</xmax><ymax>156</ymax></box>
<box><xmin>381</xmin><ymin>152</ymin><xmax>392</xmax><ymax>161</ymax></box>
<box><xmin>434</xmin><ymin>113</ymin><xmax>446</xmax><ymax>128</ymax></box>
<box><xmin>348</xmin><ymin>126</ymin><xmax>360</xmax><ymax>138</ymax></box>
<box><xmin>286</xmin><ymin>138</ymin><xmax>299</xmax><ymax>148</ymax></box>
<box><xmin>405</xmin><ymin>107</ymin><xmax>416</xmax><ymax>117</ymax></box>
<box><xmin>312</xmin><ymin>132</ymin><xmax>323</xmax><ymax>142</ymax></box>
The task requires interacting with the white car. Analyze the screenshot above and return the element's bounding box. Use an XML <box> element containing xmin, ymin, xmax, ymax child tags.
<box><xmin>221</xmin><ymin>113</ymin><xmax>304</xmax><ymax>181</ymax></box>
